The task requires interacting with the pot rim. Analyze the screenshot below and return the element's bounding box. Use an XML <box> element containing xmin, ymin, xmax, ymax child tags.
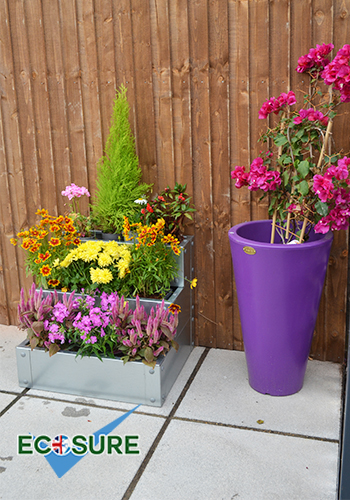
<box><xmin>228</xmin><ymin>219</ymin><xmax>333</xmax><ymax>249</ymax></box>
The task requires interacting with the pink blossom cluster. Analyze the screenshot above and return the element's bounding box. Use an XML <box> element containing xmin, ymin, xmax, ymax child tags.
<box><xmin>296</xmin><ymin>43</ymin><xmax>334</xmax><ymax>73</ymax></box>
<box><xmin>61</xmin><ymin>183</ymin><xmax>91</xmax><ymax>200</ymax></box>
<box><xmin>293</xmin><ymin>108</ymin><xmax>329</xmax><ymax>126</ymax></box>
<box><xmin>321</xmin><ymin>44</ymin><xmax>350</xmax><ymax>103</ymax></box>
<box><xmin>313</xmin><ymin>157</ymin><xmax>350</xmax><ymax>233</ymax></box>
<box><xmin>259</xmin><ymin>91</ymin><xmax>296</xmax><ymax>119</ymax></box>
<box><xmin>231</xmin><ymin>157</ymin><xmax>281</xmax><ymax>192</ymax></box>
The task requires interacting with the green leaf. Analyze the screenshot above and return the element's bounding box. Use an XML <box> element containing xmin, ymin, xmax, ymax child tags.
<box><xmin>274</xmin><ymin>134</ymin><xmax>289</xmax><ymax>147</ymax></box>
<box><xmin>297</xmin><ymin>180</ymin><xmax>309</xmax><ymax>196</ymax></box>
<box><xmin>315</xmin><ymin>201</ymin><xmax>329</xmax><ymax>217</ymax></box>
<box><xmin>297</xmin><ymin>160</ymin><xmax>310</xmax><ymax>179</ymax></box>
<box><xmin>282</xmin><ymin>170</ymin><xmax>289</xmax><ymax>187</ymax></box>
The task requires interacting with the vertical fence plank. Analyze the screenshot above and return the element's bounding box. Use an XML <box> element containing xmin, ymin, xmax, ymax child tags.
<box><xmin>8</xmin><ymin>0</ymin><xmax>41</xmax><ymax>224</ymax></box>
<box><xmin>113</xmin><ymin>0</ymin><xmax>137</xmax><ymax>137</ymax></box>
<box><xmin>229</xmin><ymin>0</ymin><xmax>250</xmax><ymax>350</ymax></box>
<box><xmin>209</xmin><ymin>0</ymin><xmax>232</xmax><ymax>349</ymax></box>
<box><xmin>130</xmin><ymin>0</ymin><xmax>157</xmax><ymax>190</ymax></box>
<box><xmin>150</xmin><ymin>0</ymin><xmax>175</xmax><ymax>190</ymax></box>
<box><xmin>59</xmin><ymin>0</ymin><xmax>89</xmax><ymax>214</ymax></box>
<box><xmin>94</xmin><ymin>0</ymin><xmax>116</xmax><ymax>148</ymax></box>
<box><xmin>249</xmin><ymin>0</ymin><xmax>270</xmax><ymax>222</ymax></box>
<box><xmin>322</xmin><ymin>0</ymin><xmax>350</xmax><ymax>362</ymax></box>
<box><xmin>24</xmin><ymin>0</ymin><xmax>57</xmax><ymax>215</ymax></box>
<box><xmin>76</xmin><ymin>0</ymin><xmax>103</xmax><ymax>198</ymax></box>
<box><xmin>42</xmin><ymin>0</ymin><xmax>71</xmax><ymax>215</ymax></box>
<box><xmin>5</xmin><ymin>0</ymin><xmax>34</xmax><ymax>297</ymax></box>
<box><xmin>189</xmin><ymin>0</ymin><xmax>216</xmax><ymax>347</ymax></box>
<box><xmin>310</xmin><ymin>0</ymin><xmax>334</xmax><ymax>360</ymax></box>
<box><xmin>169</xmin><ymin>0</ymin><xmax>192</xmax><ymax>192</ymax></box>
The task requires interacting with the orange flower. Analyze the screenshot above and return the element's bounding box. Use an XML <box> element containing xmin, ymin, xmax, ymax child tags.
<box><xmin>36</xmin><ymin>208</ymin><xmax>49</xmax><ymax>217</ymax></box>
<box><xmin>50</xmin><ymin>224</ymin><xmax>60</xmax><ymax>232</ymax></box>
<box><xmin>65</xmin><ymin>225</ymin><xmax>76</xmax><ymax>234</ymax></box>
<box><xmin>169</xmin><ymin>303</ymin><xmax>181</xmax><ymax>314</ymax></box>
<box><xmin>40</xmin><ymin>264</ymin><xmax>51</xmax><ymax>277</ymax></box>
<box><xmin>10</xmin><ymin>238</ymin><xmax>17</xmax><ymax>246</ymax></box>
<box><xmin>29</xmin><ymin>244</ymin><xmax>41</xmax><ymax>253</ymax></box>
<box><xmin>34</xmin><ymin>258</ymin><xmax>42</xmax><ymax>264</ymax></box>
<box><xmin>56</xmin><ymin>215</ymin><xmax>65</xmax><ymax>224</ymax></box>
<box><xmin>48</xmin><ymin>279</ymin><xmax>60</xmax><ymax>287</ymax></box>
<box><xmin>73</xmin><ymin>238</ymin><xmax>81</xmax><ymax>245</ymax></box>
<box><xmin>39</xmin><ymin>251</ymin><xmax>50</xmax><ymax>262</ymax></box>
<box><xmin>21</xmin><ymin>239</ymin><xmax>31</xmax><ymax>250</ymax></box>
<box><xmin>49</xmin><ymin>238</ymin><xmax>61</xmax><ymax>247</ymax></box>
<box><xmin>29</xmin><ymin>228</ymin><xmax>40</xmax><ymax>237</ymax></box>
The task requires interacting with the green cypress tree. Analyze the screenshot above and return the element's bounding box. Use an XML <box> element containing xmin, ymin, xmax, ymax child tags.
<box><xmin>91</xmin><ymin>85</ymin><xmax>152</xmax><ymax>233</ymax></box>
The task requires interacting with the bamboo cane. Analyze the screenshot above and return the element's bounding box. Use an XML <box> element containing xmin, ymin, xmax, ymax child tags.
<box><xmin>270</xmin><ymin>210</ymin><xmax>277</xmax><ymax>244</ymax></box>
<box><xmin>298</xmin><ymin>214</ymin><xmax>308</xmax><ymax>243</ymax></box>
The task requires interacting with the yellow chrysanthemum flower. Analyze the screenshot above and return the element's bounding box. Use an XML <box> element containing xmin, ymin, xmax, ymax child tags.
<box><xmin>90</xmin><ymin>267</ymin><xmax>113</xmax><ymax>284</ymax></box>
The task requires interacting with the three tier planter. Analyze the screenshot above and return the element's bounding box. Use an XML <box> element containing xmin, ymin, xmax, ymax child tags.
<box><xmin>16</xmin><ymin>237</ymin><xmax>194</xmax><ymax>407</ymax></box>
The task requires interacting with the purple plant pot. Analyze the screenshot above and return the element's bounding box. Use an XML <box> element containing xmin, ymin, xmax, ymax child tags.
<box><xmin>228</xmin><ymin>220</ymin><xmax>333</xmax><ymax>396</ymax></box>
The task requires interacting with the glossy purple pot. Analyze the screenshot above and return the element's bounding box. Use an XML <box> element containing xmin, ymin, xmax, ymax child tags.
<box><xmin>228</xmin><ymin>220</ymin><xmax>333</xmax><ymax>396</ymax></box>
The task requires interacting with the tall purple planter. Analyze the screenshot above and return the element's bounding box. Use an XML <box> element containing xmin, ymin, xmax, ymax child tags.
<box><xmin>228</xmin><ymin>220</ymin><xmax>333</xmax><ymax>396</ymax></box>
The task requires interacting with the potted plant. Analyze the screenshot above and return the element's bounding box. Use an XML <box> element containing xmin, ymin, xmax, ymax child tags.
<box><xmin>136</xmin><ymin>182</ymin><xmax>196</xmax><ymax>241</ymax></box>
<box><xmin>229</xmin><ymin>43</ymin><xmax>350</xmax><ymax>396</ymax></box>
<box><xmin>90</xmin><ymin>85</ymin><xmax>152</xmax><ymax>238</ymax></box>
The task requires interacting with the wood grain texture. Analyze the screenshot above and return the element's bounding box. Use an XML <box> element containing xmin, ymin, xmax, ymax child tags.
<box><xmin>0</xmin><ymin>0</ymin><xmax>348</xmax><ymax>364</ymax></box>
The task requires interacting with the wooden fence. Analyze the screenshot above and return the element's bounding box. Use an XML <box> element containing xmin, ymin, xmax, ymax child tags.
<box><xmin>0</xmin><ymin>0</ymin><xmax>349</xmax><ymax>362</ymax></box>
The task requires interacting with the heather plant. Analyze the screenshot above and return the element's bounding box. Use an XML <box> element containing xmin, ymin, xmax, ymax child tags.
<box><xmin>91</xmin><ymin>85</ymin><xmax>152</xmax><ymax>233</ymax></box>
<box><xmin>231</xmin><ymin>43</ymin><xmax>350</xmax><ymax>243</ymax></box>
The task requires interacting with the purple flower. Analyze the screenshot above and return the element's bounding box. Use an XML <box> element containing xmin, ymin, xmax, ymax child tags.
<box><xmin>61</xmin><ymin>183</ymin><xmax>90</xmax><ymax>200</ymax></box>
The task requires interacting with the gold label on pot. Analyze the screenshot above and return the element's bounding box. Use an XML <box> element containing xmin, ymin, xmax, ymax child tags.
<box><xmin>243</xmin><ymin>246</ymin><xmax>256</xmax><ymax>255</ymax></box>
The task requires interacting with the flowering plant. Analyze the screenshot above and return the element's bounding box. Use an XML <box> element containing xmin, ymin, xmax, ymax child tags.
<box><xmin>231</xmin><ymin>43</ymin><xmax>350</xmax><ymax>243</ymax></box>
<box><xmin>18</xmin><ymin>284</ymin><xmax>179</xmax><ymax>367</ymax></box>
<box><xmin>61</xmin><ymin>183</ymin><xmax>91</xmax><ymax>237</ymax></box>
<box><xmin>135</xmin><ymin>183</ymin><xmax>196</xmax><ymax>241</ymax></box>
<box><xmin>122</xmin><ymin>217</ymin><xmax>181</xmax><ymax>298</ymax></box>
<box><xmin>56</xmin><ymin>240</ymin><xmax>132</xmax><ymax>294</ymax></box>
<box><xmin>10</xmin><ymin>209</ymin><xmax>81</xmax><ymax>287</ymax></box>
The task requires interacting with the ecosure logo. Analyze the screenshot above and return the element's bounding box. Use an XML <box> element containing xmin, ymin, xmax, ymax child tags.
<box><xmin>17</xmin><ymin>405</ymin><xmax>140</xmax><ymax>478</ymax></box>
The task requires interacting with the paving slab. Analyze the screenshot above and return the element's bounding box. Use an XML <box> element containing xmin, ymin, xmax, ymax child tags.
<box><xmin>130</xmin><ymin>418</ymin><xmax>339</xmax><ymax>500</ymax></box>
<box><xmin>0</xmin><ymin>395</ymin><xmax>164</xmax><ymax>500</ymax></box>
<box><xmin>176</xmin><ymin>349</ymin><xmax>342</xmax><ymax>439</ymax></box>
<box><xmin>0</xmin><ymin>326</ymin><xmax>24</xmax><ymax>393</ymax></box>
<box><xmin>0</xmin><ymin>393</ymin><xmax>19</xmax><ymax>414</ymax></box>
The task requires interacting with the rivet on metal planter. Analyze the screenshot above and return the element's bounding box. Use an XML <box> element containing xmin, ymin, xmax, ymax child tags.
<box><xmin>149</xmin><ymin>369</ymin><xmax>155</xmax><ymax>374</ymax></box>
<box><xmin>21</xmin><ymin>352</ymin><xmax>26</xmax><ymax>357</ymax></box>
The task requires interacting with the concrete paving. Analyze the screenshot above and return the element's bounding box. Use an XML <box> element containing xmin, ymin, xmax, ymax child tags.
<box><xmin>0</xmin><ymin>324</ymin><xmax>343</xmax><ymax>500</ymax></box>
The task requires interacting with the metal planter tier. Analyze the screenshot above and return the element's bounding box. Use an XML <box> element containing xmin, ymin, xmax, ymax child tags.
<box><xmin>16</xmin><ymin>237</ymin><xmax>194</xmax><ymax>407</ymax></box>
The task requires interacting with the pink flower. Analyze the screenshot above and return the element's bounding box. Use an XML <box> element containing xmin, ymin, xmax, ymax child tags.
<box><xmin>314</xmin><ymin>219</ymin><xmax>330</xmax><ymax>234</ymax></box>
<box><xmin>62</xmin><ymin>183</ymin><xmax>90</xmax><ymax>200</ymax></box>
<box><xmin>231</xmin><ymin>166</ymin><xmax>249</xmax><ymax>188</ymax></box>
<box><xmin>296</xmin><ymin>43</ymin><xmax>334</xmax><ymax>73</ymax></box>
<box><xmin>313</xmin><ymin>174</ymin><xmax>334</xmax><ymax>202</ymax></box>
<box><xmin>259</xmin><ymin>91</ymin><xmax>296</xmax><ymax>119</ymax></box>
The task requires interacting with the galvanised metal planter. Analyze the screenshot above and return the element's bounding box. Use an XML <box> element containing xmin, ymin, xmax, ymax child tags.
<box><xmin>228</xmin><ymin>221</ymin><xmax>333</xmax><ymax>396</ymax></box>
<box><xmin>16</xmin><ymin>237</ymin><xmax>194</xmax><ymax>407</ymax></box>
